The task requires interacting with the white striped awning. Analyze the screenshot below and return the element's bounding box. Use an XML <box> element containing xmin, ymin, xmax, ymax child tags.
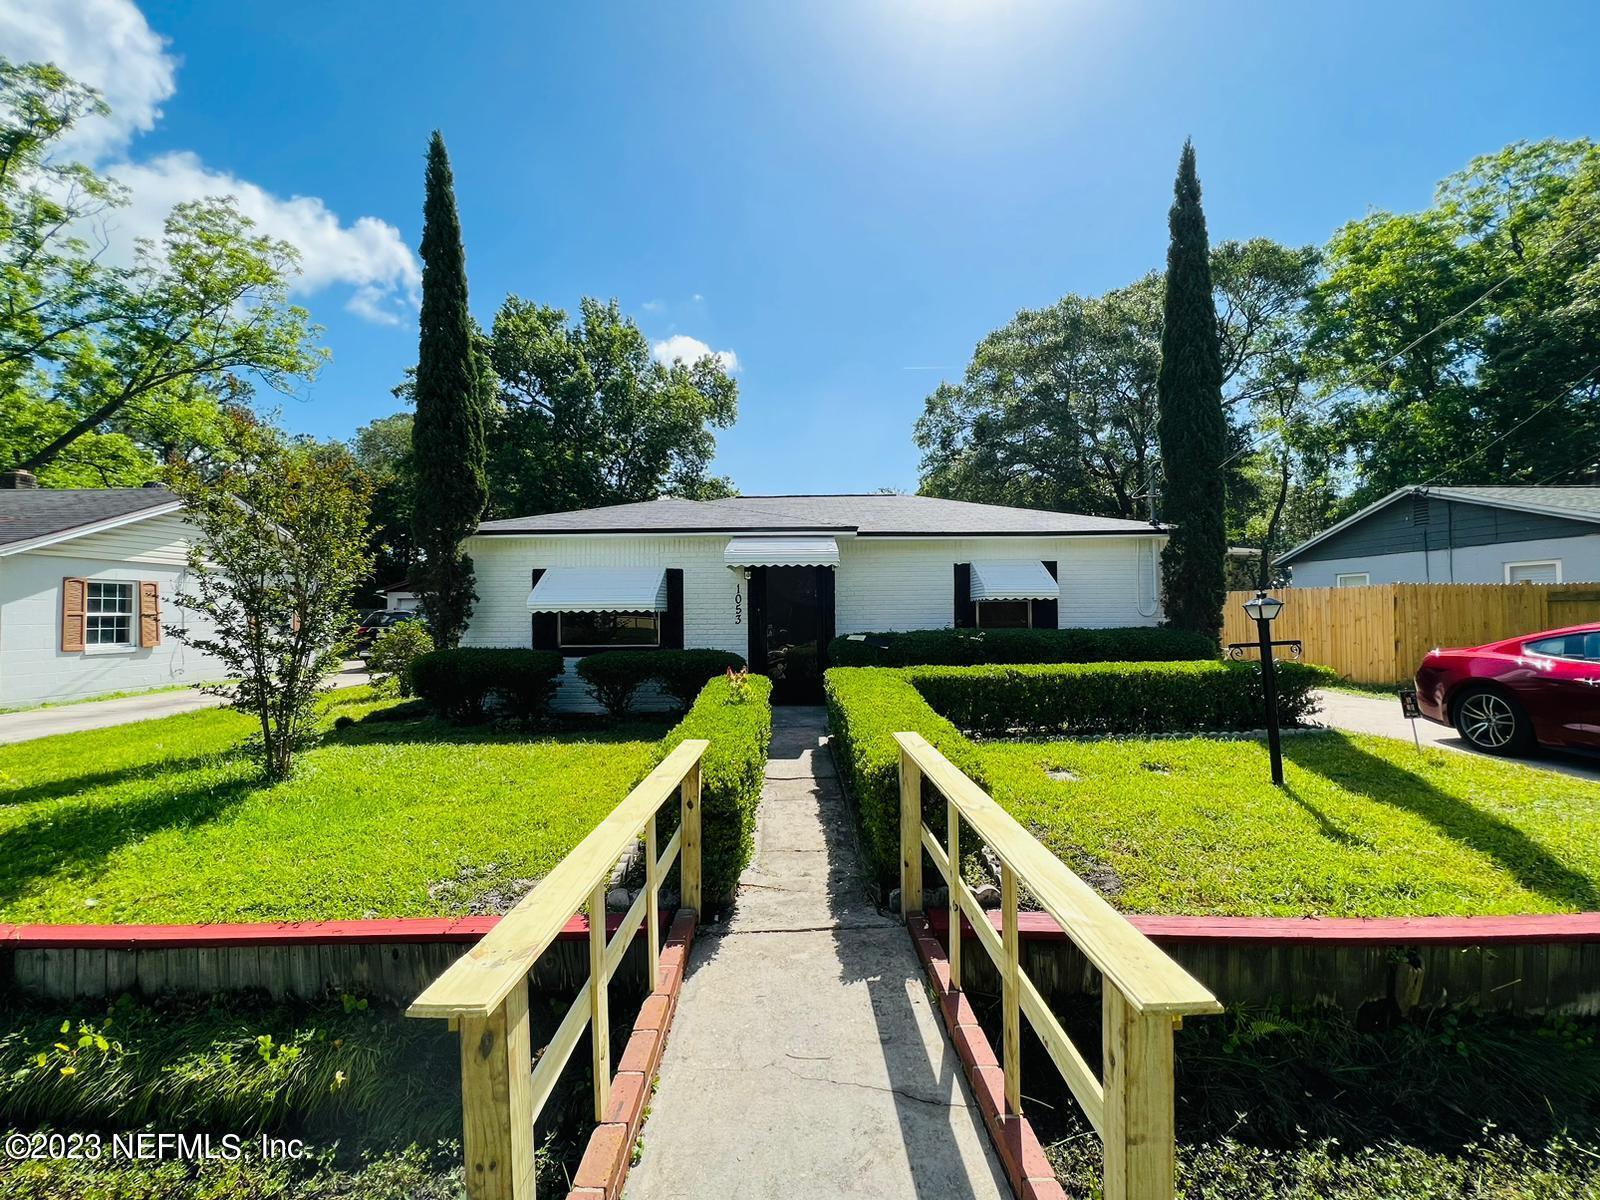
<box><xmin>969</xmin><ymin>559</ymin><xmax>1058</xmax><ymax>602</ymax></box>
<box><xmin>527</xmin><ymin>567</ymin><xmax>669</xmax><ymax>613</ymax></box>
<box><xmin>724</xmin><ymin>536</ymin><xmax>840</xmax><ymax>568</ymax></box>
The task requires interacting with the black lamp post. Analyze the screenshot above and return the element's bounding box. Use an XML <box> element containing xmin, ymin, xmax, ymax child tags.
<box><xmin>1242</xmin><ymin>590</ymin><xmax>1287</xmax><ymax>786</ymax></box>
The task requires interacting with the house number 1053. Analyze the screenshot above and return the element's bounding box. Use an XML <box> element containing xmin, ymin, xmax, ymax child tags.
<box><xmin>734</xmin><ymin>582</ymin><xmax>743</xmax><ymax>624</ymax></box>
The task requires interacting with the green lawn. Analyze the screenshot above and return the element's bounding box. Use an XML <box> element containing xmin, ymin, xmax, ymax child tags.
<box><xmin>977</xmin><ymin>731</ymin><xmax>1600</xmax><ymax>917</ymax></box>
<box><xmin>0</xmin><ymin>690</ymin><xmax>668</xmax><ymax>924</ymax></box>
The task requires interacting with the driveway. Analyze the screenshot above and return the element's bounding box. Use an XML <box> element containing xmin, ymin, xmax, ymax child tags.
<box><xmin>0</xmin><ymin>663</ymin><xmax>371</xmax><ymax>746</ymax></box>
<box><xmin>1314</xmin><ymin>688</ymin><xmax>1600</xmax><ymax>784</ymax></box>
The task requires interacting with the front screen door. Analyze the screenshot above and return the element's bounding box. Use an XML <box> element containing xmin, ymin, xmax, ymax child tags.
<box><xmin>748</xmin><ymin>566</ymin><xmax>834</xmax><ymax>704</ymax></box>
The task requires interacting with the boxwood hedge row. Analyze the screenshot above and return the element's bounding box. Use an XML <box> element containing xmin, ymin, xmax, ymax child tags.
<box><xmin>406</xmin><ymin>648</ymin><xmax>565</xmax><ymax>721</ymax></box>
<box><xmin>827</xmin><ymin>625</ymin><xmax>1217</xmax><ymax>668</ymax></box>
<box><xmin>908</xmin><ymin>660</ymin><xmax>1330</xmax><ymax>737</ymax></box>
<box><xmin>657</xmin><ymin>672</ymin><xmax>773</xmax><ymax>905</ymax></box>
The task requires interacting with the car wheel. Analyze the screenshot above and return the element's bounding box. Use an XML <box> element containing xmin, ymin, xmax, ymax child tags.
<box><xmin>1452</xmin><ymin>687</ymin><xmax>1534</xmax><ymax>756</ymax></box>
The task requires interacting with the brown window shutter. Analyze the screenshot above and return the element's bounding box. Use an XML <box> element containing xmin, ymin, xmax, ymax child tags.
<box><xmin>61</xmin><ymin>578</ymin><xmax>87</xmax><ymax>652</ymax></box>
<box><xmin>139</xmin><ymin>581</ymin><xmax>161</xmax><ymax>648</ymax></box>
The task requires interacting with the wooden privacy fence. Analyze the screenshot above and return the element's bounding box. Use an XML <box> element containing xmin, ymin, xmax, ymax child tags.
<box><xmin>1223</xmin><ymin>582</ymin><xmax>1600</xmax><ymax>683</ymax></box>
<box><xmin>896</xmin><ymin>733</ymin><xmax>1221</xmax><ymax>1200</ymax></box>
<box><xmin>408</xmin><ymin>738</ymin><xmax>707</xmax><ymax>1200</ymax></box>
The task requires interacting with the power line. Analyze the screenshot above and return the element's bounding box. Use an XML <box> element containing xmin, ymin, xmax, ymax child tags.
<box><xmin>1219</xmin><ymin>218</ymin><xmax>1599</xmax><ymax>469</ymax></box>
<box><xmin>1419</xmin><ymin>360</ymin><xmax>1600</xmax><ymax>486</ymax></box>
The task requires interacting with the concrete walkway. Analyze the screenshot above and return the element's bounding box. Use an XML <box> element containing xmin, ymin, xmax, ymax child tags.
<box><xmin>1316</xmin><ymin>688</ymin><xmax>1600</xmax><ymax>783</ymax></box>
<box><xmin>627</xmin><ymin>707</ymin><xmax>1008</xmax><ymax>1200</ymax></box>
<box><xmin>0</xmin><ymin>663</ymin><xmax>371</xmax><ymax>745</ymax></box>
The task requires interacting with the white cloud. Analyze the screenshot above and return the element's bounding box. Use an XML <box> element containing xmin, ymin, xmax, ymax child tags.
<box><xmin>0</xmin><ymin>0</ymin><xmax>418</xmax><ymax>324</ymax></box>
<box><xmin>0</xmin><ymin>0</ymin><xmax>174</xmax><ymax>159</ymax></box>
<box><xmin>652</xmin><ymin>334</ymin><xmax>738</xmax><ymax>373</ymax></box>
<box><xmin>640</xmin><ymin>299</ymin><xmax>665</xmax><ymax>313</ymax></box>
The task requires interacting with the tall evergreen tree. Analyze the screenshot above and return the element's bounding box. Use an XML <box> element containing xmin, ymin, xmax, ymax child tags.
<box><xmin>411</xmin><ymin>131</ymin><xmax>487</xmax><ymax>647</ymax></box>
<box><xmin>1155</xmin><ymin>140</ymin><xmax>1229</xmax><ymax>640</ymax></box>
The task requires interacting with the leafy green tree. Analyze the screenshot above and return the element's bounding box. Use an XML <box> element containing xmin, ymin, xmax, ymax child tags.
<box><xmin>1155</xmin><ymin>140</ymin><xmax>1228</xmax><ymax>640</ymax></box>
<box><xmin>0</xmin><ymin>60</ymin><xmax>324</xmax><ymax>484</ymax></box>
<box><xmin>168</xmin><ymin>419</ymin><xmax>373</xmax><ymax>781</ymax></box>
<box><xmin>484</xmin><ymin>295</ymin><xmax>738</xmax><ymax>516</ymax></box>
<box><xmin>1307</xmin><ymin>139</ymin><xmax>1600</xmax><ymax>504</ymax></box>
<box><xmin>409</xmin><ymin>132</ymin><xmax>487</xmax><ymax>648</ymax></box>
<box><xmin>350</xmin><ymin>412</ymin><xmax>417</xmax><ymax>605</ymax></box>
<box><xmin>915</xmin><ymin>241</ymin><xmax>1312</xmax><ymax>526</ymax></box>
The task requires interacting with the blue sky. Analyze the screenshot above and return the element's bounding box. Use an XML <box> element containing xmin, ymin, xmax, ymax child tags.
<box><xmin>6</xmin><ymin>1</ymin><xmax>1597</xmax><ymax>494</ymax></box>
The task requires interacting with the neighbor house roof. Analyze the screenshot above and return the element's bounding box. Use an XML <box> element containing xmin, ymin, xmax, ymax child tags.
<box><xmin>0</xmin><ymin>487</ymin><xmax>182</xmax><ymax>557</ymax></box>
<box><xmin>1278</xmin><ymin>485</ymin><xmax>1600</xmax><ymax>565</ymax></box>
<box><xmin>475</xmin><ymin>495</ymin><xmax>1164</xmax><ymax>538</ymax></box>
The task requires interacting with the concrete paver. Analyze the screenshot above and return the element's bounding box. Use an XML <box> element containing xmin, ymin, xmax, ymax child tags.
<box><xmin>1315</xmin><ymin>688</ymin><xmax>1600</xmax><ymax>783</ymax></box>
<box><xmin>626</xmin><ymin>707</ymin><xmax>1008</xmax><ymax>1199</ymax></box>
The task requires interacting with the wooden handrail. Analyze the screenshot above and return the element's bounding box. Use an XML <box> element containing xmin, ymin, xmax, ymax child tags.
<box><xmin>409</xmin><ymin>737</ymin><xmax>708</xmax><ymax>1200</ymax></box>
<box><xmin>410</xmin><ymin>739</ymin><xmax>708</xmax><ymax>1019</ymax></box>
<box><xmin>895</xmin><ymin>731</ymin><xmax>1219</xmax><ymax>1200</ymax></box>
<box><xmin>895</xmin><ymin>732</ymin><xmax>1218</xmax><ymax>1016</ymax></box>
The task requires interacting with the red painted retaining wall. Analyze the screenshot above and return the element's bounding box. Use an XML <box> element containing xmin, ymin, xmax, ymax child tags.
<box><xmin>4</xmin><ymin>910</ymin><xmax>1600</xmax><ymax>1013</ymax></box>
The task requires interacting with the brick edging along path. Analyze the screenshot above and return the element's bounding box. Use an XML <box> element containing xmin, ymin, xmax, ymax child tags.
<box><xmin>567</xmin><ymin>909</ymin><xmax>696</xmax><ymax>1200</ymax></box>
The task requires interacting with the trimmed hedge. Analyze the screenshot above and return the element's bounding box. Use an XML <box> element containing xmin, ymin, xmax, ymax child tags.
<box><xmin>825</xmin><ymin>659</ymin><xmax>1332</xmax><ymax>883</ymax></box>
<box><xmin>576</xmin><ymin>651</ymin><xmax>657</xmax><ymax>717</ymax></box>
<box><xmin>407</xmin><ymin>648</ymin><xmax>565</xmax><ymax>721</ymax></box>
<box><xmin>828</xmin><ymin>625</ymin><xmax>1217</xmax><ymax>667</ymax></box>
<box><xmin>657</xmin><ymin>671</ymin><xmax>773</xmax><ymax>905</ymax></box>
<box><xmin>908</xmin><ymin>660</ymin><xmax>1331</xmax><ymax>736</ymax></box>
<box><xmin>825</xmin><ymin>668</ymin><xmax>981</xmax><ymax>883</ymax></box>
<box><xmin>577</xmin><ymin>649</ymin><xmax>748</xmax><ymax>717</ymax></box>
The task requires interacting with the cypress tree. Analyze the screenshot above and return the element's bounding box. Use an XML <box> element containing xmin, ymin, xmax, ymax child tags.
<box><xmin>411</xmin><ymin>131</ymin><xmax>487</xmax><ymax>648</ymax></box>
<box><xmin>1155</xmin><ymin>140</ymin><xmax>1228</xmax><ymax>641</ymax></box>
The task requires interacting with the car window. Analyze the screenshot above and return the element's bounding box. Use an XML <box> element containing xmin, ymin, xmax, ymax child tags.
<box><xmin>1525</xmin><ymin>634</ymin><xmax>1599</xmax><ymax>661</ymax></box>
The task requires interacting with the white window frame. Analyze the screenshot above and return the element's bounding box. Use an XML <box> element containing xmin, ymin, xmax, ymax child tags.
<box><xmin>1334</xmin><ymin>572</ymin><xmax>1370</xmax><ymax>588</ymax></box>
<box><xmin>1503</xmin><ymin>559</ymin><xmax>1563</xmax><ymax>585</ymax></box>
<box><xmin>84</xmin><ymin>580</ymin><xmax>137</xmax><ymax>654</ymax></box>
<box><xmin>557</xmin><ymin>610</ymin><xmax>662</xmax><ymax>652</ymax></box>
<box><xmin>975</xmin><ymin>599</ymin><xmax>1033</xmax><ymax>630</ymax></box>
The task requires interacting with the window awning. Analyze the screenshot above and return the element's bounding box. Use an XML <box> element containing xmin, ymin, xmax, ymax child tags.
<box><xmin>724</xmin><ymin>536</ymin><xmax>840</xmax><ymax>568</ymax></box>
<box><xmin>527</xmin><ymin>567</ymin><xmax>669</xmax><ymax>613</ymax></box>
<box><xmin>969</xmin><ymin>559</ymin><xmax>1058</xmax><ymax>602</ymax></box>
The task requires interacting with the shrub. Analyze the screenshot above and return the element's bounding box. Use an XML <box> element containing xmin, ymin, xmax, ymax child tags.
<box><xmin>576</xmin><ymin>651</ymin><xmax>659</xmax><ymax>718</ymax></box>
<box><xmin>407</xmin><ymin>648</ymin><xmax>564</xmax><ymax>721</ymax></box>
<box><xmin>907</xmin><ymin>660</ymin><xmax>1331</xmax><ymax>736</ymax></box>
<box><xmin>651</xmin><ymin>649</ymin><xmax>746</xmax><ymax>710</ymax></box>
<box><xmin>824</xmin><ymin>667</ymin><xmax>984</xmax><ymax>883</ymax></box>
<box><xmin>365</xmin><ymin>620</ymin><xmax>434</xmax><ymax>696</ymax></box>
<box><xmin>657</xmin><ymin>672</ymin><xmax>773</xmax><ymax>905</ymax></box>
<box><xmin>828</xmin><ymin>625</ymin><xmax>1217</xmax><ymax>667</ymax></box>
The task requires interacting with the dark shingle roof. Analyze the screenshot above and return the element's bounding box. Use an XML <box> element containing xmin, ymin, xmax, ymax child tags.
<box><xmin>476</xmin><ymin>495</ymin><xmax>1162</xmax><ymax>537</ymax></box>
<box><xmin>0</xmin><ymin>487</ymin><xmax>179</xmax><ymax>552</ymax></box>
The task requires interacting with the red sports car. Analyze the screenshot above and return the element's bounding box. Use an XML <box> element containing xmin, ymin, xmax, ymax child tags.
<box><xmin>1413</xmin><ymin>622</ymin><xmax>1600</xmax><ymax>755</ymax></box>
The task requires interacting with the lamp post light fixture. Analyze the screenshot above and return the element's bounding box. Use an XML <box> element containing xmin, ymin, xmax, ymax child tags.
<box><xmin>1243</xmin><ymin>590</ymin><xmax>1287</xmax><ymax>786</ymax></box>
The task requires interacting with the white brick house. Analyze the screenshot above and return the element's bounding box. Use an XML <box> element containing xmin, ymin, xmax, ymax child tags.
<box><xmin>0</xmin><ymin>478</ymin><xmax>225</xmax><ymax>707</ymax></box>
<box><xmin>463</xmin><ymin>495</ymin><xmax>1166</xmax><ymax>706</ymax></box>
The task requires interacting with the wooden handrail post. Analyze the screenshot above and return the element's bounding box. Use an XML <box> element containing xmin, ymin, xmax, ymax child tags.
<box><xmin>946</xmin><ymin>798</ymin><xmax>961</xmax><ymax>989</ymax></box>
<box><xmin>1000</xmin><ymin>861</ymin><xmax>1020</xmax><ymax>1116</ymax></box>
<box><xmin>899</xmin><ymin>745</ymin><xmax>923</xmax><ymax>920</ymax></box>
<box><xmin>680</xmin><ymin>758</ymin><xmax>703</xmax><ymax>916</ymax></box>
<box><xmin>589</xmin><ymin>880</ymin><xmax>609</xmax><ymax>1121</ymax></box>
<box><xmin>459</xmin><ymin>980</ymin><xmax>535</xmax><ymax>1200</ymax></box>
<box><xmin>645</xmin><ymin>812</ymin><xmax>660</xmax><ymax>992</ymax></box>
<box><xmin>1101</xmin><ymin>987</ymin><xmax>1176</xmax><ymax>1200</ymax></box>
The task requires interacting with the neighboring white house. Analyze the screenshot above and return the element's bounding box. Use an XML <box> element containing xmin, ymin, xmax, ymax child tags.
<box><xmin>379</xmin><ymin>580</ymin><xmax>420</xmax><ymax>612</ymax></box>
<box><xmin>0</xmin><ymin>474</ymin><xmax>225</xmax><ymax>707</ymax></box>
<box><xmin>462</xmin><ymin>494</ymin><xmax>1166</xmax><ymax>707</ymax></box>
<box><xmin>1279</xmin><ymin>486</ymin><xmax>1600</xmax><ymax>588</ymax></box>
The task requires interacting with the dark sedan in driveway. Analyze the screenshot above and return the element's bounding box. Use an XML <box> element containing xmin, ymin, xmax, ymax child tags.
<box><xmin>1413</xmin><ymin>622</ymin><xmax>1600</xmax><ymax>755</ymax></box>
